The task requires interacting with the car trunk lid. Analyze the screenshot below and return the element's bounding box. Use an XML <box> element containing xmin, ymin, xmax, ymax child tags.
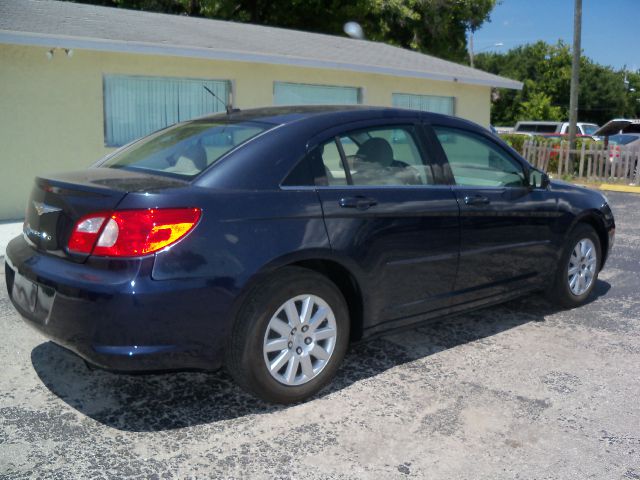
<box><xmin>594</xmin><ymin>119</ymin><xmax>640</xmax><ymax>137</ymax></box>
<box><xmin>24</xmin><ymin>168</ymin><xmax>188</xmax><ymax>260</ymax></box>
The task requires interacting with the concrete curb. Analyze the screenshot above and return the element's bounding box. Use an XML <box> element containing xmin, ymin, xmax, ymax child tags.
<box><xmin>574</xmin><ymin>183</ymin><xmax>640</xmax><ymax>195</ymax></box>
<box><xmin>597</xmin><ymin>183</ymin><xmax>640</xmax><ymax>194</ymax></box>
<box><xmin>0</xmin><ymin>221</ymin><xmax>23</xmax><ymax>260</ymax></box>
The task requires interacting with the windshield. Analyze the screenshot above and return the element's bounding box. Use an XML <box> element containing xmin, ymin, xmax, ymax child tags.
<box><xmin>99</xmin><ymin>120</ymin><xmax>272</xmax><ymax>178</ymax></box>
<box><xmin>582</xmin><ymin>124</ymin><xmax>599</xmax><ymax>135</ymax></box>
<box><xmin>609</xmin><ymin>134</ymin><xmax>639</xmax><ymax>146</ymax></box>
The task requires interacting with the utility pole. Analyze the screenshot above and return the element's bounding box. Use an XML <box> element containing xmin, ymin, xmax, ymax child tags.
<box><xmin>469</xmin><ymin>32</ymin><xmax>475</xmax><ymax>68</ymax></box>
<box><xmin>568</xmin><ymin>0</ymin><xmax>582</xmax><ymax>171</ymax></box>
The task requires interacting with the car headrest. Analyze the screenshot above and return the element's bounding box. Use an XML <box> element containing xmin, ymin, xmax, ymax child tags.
<box><xmin>182</xmin><ymin>143</ymin><xmax>207</xmax><ymax>170</ymax></box>
<box><xmin>356</xmin><ymin>138</ymin><xmax>394</xmax><ymax>167</ymax></box>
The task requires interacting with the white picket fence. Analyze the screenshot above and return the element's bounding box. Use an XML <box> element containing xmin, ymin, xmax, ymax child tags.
<box><xmin>521</xmin><ymin>139</ymin><xmax>640</xmax><ymax>184</ymax></box>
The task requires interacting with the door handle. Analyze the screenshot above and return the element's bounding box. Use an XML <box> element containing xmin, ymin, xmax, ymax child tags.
<box><xmin>339</xmin><ymin>196</ymin><xmax>378</xmax><ymax>210</ymax></box>
<box><xmin>464</xmin><ymin>194</ymin><xmax>490</xmax><ymax>206</ymax></box>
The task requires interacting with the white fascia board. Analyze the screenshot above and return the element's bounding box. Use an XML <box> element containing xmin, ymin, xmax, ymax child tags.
<box><xmin>0</xmin><ymin>30</ymin><xmax>524</xmax><ymax>90</ymax></box>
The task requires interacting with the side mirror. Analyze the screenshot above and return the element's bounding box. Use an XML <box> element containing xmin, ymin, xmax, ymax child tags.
<box><xmin>529</xmin><ymin>169</ymin><xmax>550</xmax><ymax>189</ymax></box>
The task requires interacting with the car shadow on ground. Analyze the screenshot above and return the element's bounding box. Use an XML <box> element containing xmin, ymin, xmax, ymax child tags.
<box><xmin>31</xmin><ymin>281</ymin><xmax>611</xmax><ymax>432</ymax></box>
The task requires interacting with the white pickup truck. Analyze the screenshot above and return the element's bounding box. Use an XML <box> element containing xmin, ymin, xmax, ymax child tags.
<box><xmin>514</xmin><ymin>121</ymin><xmax>599</xmax><ymax>136</ymax></box>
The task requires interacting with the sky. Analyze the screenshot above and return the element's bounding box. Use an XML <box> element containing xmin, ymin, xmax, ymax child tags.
<box><xmin>472</xmin><ymin>0</ymin><xmax>639</xmax><ymax>71</ymax></box>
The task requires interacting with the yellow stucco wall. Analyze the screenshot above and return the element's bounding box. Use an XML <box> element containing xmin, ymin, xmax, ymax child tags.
<box><xmin>0</xmin><ymin>43</ymin><xmax>490</xmax><ymax>220</ymax></box>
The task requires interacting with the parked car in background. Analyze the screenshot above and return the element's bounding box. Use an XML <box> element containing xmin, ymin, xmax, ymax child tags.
<box><xmin>595</xmin><ymin>119</ymin><xmax>640</xmax><ymax>166</ymax></box>
<box><xmin>607</xmin><ymin>134</ymin><xmax>640</xmax><ymax>174</ymax></box>
<box><xmin>5</xmin><ymin>106</ymin><xmax>615</xmax><ymax>403</ymax></box>
<box><xmin>514</xmin><ymin>121</ymin><xmax>599</xmax><ymax>136</ymax></box>
<box><xmin>594</xmin><ymin>119</ymin><xmax>640</xmax><ymax>137</ymax></box>
<box><xmin>608</xmin><ymin>133</ymin><xmax>640</xmax><ymax>152</ymax></box>
<box><xmin>494</xmin><ymin>126</ymin><xmax>514</xmax><ymax>135</ymax></box>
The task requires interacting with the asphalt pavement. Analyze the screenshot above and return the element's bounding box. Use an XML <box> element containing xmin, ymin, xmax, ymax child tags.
<box><xmin>1</xmin><ymin>192</ymin><xmax>639</xmax><ymax>479</ymax></box>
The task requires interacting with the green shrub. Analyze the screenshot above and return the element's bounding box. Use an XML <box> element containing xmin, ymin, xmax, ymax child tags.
<box><xmin>499</xmin><ymin>134</ymin><xmax>528</xmax><ymax>154</ymax></box>
<box><xmin>499</xmin><ymin>134</ymin><xmax>603</xmax><ymax>157</ymax></box>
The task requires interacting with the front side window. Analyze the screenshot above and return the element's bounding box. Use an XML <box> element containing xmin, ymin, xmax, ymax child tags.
<box><xmin>98</xmin><ymin>120</ymin><xmax>271</xmax><ymax>178</ymax></box>
<box><xmin>104</xmin><ymin>75</ymin><xmax>231</xmax><ymax>147</ymax></box>
<box><xmin>316</xmin><ymin>126</ymin><xmax>433</xmax><ymax>186</ymax></box>
<box><xmin>434</xmin><ymin>127</ymin><xmax>526</xmax><ymax>187</ymax></box>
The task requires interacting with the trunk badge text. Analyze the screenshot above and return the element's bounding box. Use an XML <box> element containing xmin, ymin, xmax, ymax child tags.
<box><xmin>33</xmin><ymin>201</ymin><xmax>61</xmax><ymax>216</ymax></box>
<box><xmin>24</xmin><ymin>223</ymin><xmax>52</xmax><ymax>242</ymax></box>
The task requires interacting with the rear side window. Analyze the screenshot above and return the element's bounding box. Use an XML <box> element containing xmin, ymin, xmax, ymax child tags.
<box><xmin>516</xmin><ymin>123</ymin><xmax>558</xmax><ymax>133</ymax></box>
<box><xmin>315</xmin><ymin>126</ymin><xmax>434</xmax><ymax>187</ymax></box>
<box><xmin>99</xmin><ymin>120</ymin><xmax>271</xmax><ymax>178</ymax></box>
<box><xmin>321</xmin><ymin>140</ymin><xmax>349</xmax><ymax>185</ymax></box>
<box><xmin>535</xmin><ymin>124</ymin><xmax>560</xmax><ymax>133</ymax></box>
<box><xmin>434</xmin><ymin>127</ymin><xmax>526</xmax><ymax>187</ymax></box>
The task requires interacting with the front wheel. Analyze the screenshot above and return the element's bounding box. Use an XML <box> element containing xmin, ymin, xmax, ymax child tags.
<box><xmin>548</xmin><ymin>223</ymin><xmax>601</xmax><ymax>308</ymax></box>
<box><xmin>226</xmin><ymin>267</ymin><xmax>350</xmax><ymax>403</ymax></box>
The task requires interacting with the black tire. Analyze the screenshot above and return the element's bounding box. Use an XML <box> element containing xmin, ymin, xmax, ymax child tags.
<box><xmin>548</xmin><ymin>223</ymin><xmax>601</xmax><ymax>308</ymax></box>
<box><xmin>226</xmin><ymin>266</ymin><xmax>350</xmax><ymax>403</ymax></box>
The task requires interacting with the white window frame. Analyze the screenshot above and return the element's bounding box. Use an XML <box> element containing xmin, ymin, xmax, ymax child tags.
<box><xmin>392</xmin><ymin>93</ymin><xmax>456</xmax><ymax>116</ymax></box>
<box><xmin>103</xmin><ymin>74</ymin><xmax>232</xmax><ymax>147</ymax></box>
<box><xmin>273</xmin><ymin>81</ymin><xmax>363</xmax><ymax>106</ymax></box>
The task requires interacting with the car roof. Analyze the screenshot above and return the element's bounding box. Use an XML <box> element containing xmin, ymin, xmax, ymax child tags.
<box><xmin>191</xmin><ymin>105</ymin><xmax>467</xmax><ymax>128</ymax></box>
<box><xmin>192</xmin><ymin>105</ymin><xmax>489</xmax><ymax>190</ymax></box>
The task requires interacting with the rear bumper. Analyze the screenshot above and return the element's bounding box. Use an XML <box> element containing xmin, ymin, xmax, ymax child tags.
<box><xmin>5</xmin><ymin>236</ymin><xmax>233</xmax><ymax>371</ymax></box>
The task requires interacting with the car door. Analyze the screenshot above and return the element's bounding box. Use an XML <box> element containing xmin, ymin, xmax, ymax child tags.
<box><xmin>309</xmin><ymin>121</ymin><xmax>461</xmax><ymax>331</ymax></box>
<box><xmin>428</xmin><ymin>124</ymin><xmax>558</xmax><ymax>304</ymax></box>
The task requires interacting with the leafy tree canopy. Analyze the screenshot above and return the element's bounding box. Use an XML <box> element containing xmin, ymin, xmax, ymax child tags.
<box><xmin>475</xmin><ymin>41</ymin><xmax>640</xmax><ymax>126</ymax></box>
<box><xmin>518</xmin><ymin>88</ymin><xmax>564</xmax><ymax>122</ymax></box>
<box><xmin>69</xmin><ymin>0</ymin><xmax>496</xmax><ymax>63</ymax></box>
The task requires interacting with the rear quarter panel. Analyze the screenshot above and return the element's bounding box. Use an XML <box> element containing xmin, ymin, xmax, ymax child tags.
<box><xmin>116</xmin><ymin>186</ymin><xmax>329</xmax><ymax>280</ymax></box>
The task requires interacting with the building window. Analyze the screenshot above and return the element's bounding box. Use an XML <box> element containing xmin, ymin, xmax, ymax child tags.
<box><xmin>392</xmin><ymin>93</ymin><xmax>455</xmax><ymax>116</ymax></box>
<box><xmin>103</xmin><ymin>75</ymin><xmax>231</xmax><ymax>147</ymax></box>
<box><xmin>273</xmin><ymin>82</ymin><xmax>361</xmax><ymax>106</ymax></box>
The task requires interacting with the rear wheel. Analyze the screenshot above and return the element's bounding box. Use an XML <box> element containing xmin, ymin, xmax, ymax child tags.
<box><xmin>226</xmin><ymin>267</ymin><xmax>349</xmax><ymax>403</ymax></box>
<box><xmin>549</xmin><ymin>224</ymin><xmax>601</xmax><ymax>308</ymax></box>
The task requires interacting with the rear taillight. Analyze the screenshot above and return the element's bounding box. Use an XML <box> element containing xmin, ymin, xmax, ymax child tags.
<box><xmin>68</xmin><ymin>208</ymin><xmax>201</xmax><ymax>257</ymax></box>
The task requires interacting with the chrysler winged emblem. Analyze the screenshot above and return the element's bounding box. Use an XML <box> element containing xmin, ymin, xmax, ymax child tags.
<box><xmin>33</xmin><ymin>201</ymin><xmax>61</xmax><ymax>216</ymax></box>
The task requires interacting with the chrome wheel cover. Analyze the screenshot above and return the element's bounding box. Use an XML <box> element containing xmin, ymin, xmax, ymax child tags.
<box><xmin>568</xmin><ymin>238</ymin><xmax>597</xmax><ymax>296</ymax></box>
<box><xmin>263</xmin><ymin>294</ymin><xmax>337</xmax><ymax>386</ymax></box>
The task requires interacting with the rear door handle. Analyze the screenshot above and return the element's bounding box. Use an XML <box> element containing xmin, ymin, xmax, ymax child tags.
<box><xmin>464</xmin><ymin>194</ymin><xmax>490</xmax><ymax>206</ymax></box>
<box><xmin>339</xmin><ymin>196</ymin><xmax>378</xmax><ymax>210</ymax></box>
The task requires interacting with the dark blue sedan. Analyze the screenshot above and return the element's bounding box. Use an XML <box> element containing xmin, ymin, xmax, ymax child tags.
<box><xmin>5</xmin><ymin>106</ymin><xmax>615</xmax><ymax>403</ymax></box>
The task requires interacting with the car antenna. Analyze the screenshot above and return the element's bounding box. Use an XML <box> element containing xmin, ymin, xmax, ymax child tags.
<box><xmin>203</xmin><ymin>85</ymin><xmax>236</xmax><ymax>115</ymax></box>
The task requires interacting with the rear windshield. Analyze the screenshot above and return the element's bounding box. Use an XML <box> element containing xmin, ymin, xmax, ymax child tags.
<box><xmin>99</xmin><ymin>120</ymin><xmax>272</xmax><ymax>178</ymax></box>
<box><xmin>609</xmin><ymin>134</ymin><xmax>639</xmax><ymax>146</ymax></box>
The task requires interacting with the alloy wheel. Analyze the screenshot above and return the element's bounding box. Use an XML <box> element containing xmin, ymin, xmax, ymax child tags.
<box><xmin>262</xmin><ymin>294</ymin><xmax>337</xmax><ymax>386</ymax></box>
<box><xmin>567</xmin><ymin>238</ymin><xmax>597</xmax><ymax>296</ymax></box>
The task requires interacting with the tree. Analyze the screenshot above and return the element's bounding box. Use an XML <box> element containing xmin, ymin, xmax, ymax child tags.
<box><xmin>518</xmin><ymin>89</ymin><xmax>563</xmax><ymax>121</ymax></box>
<box><xmin>623</xmin><ymin>70</ymin><xmax>640</xmax><ymax>118</ymax></box>
<box><xmin>475</xmin><ymin>41</ymin><xmax>638</xmax><ymax>126</ymax></box>
<box><xmin>68</xmin><ymin>0</ymin><xmax>497</xmax><ymax>63</ymax></box>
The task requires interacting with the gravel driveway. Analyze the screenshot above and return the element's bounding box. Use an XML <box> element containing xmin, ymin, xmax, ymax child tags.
<box><xmin>1</xmin><ymin>191</ymin><xmax>639</xmax><ymax>479</ymax></box>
